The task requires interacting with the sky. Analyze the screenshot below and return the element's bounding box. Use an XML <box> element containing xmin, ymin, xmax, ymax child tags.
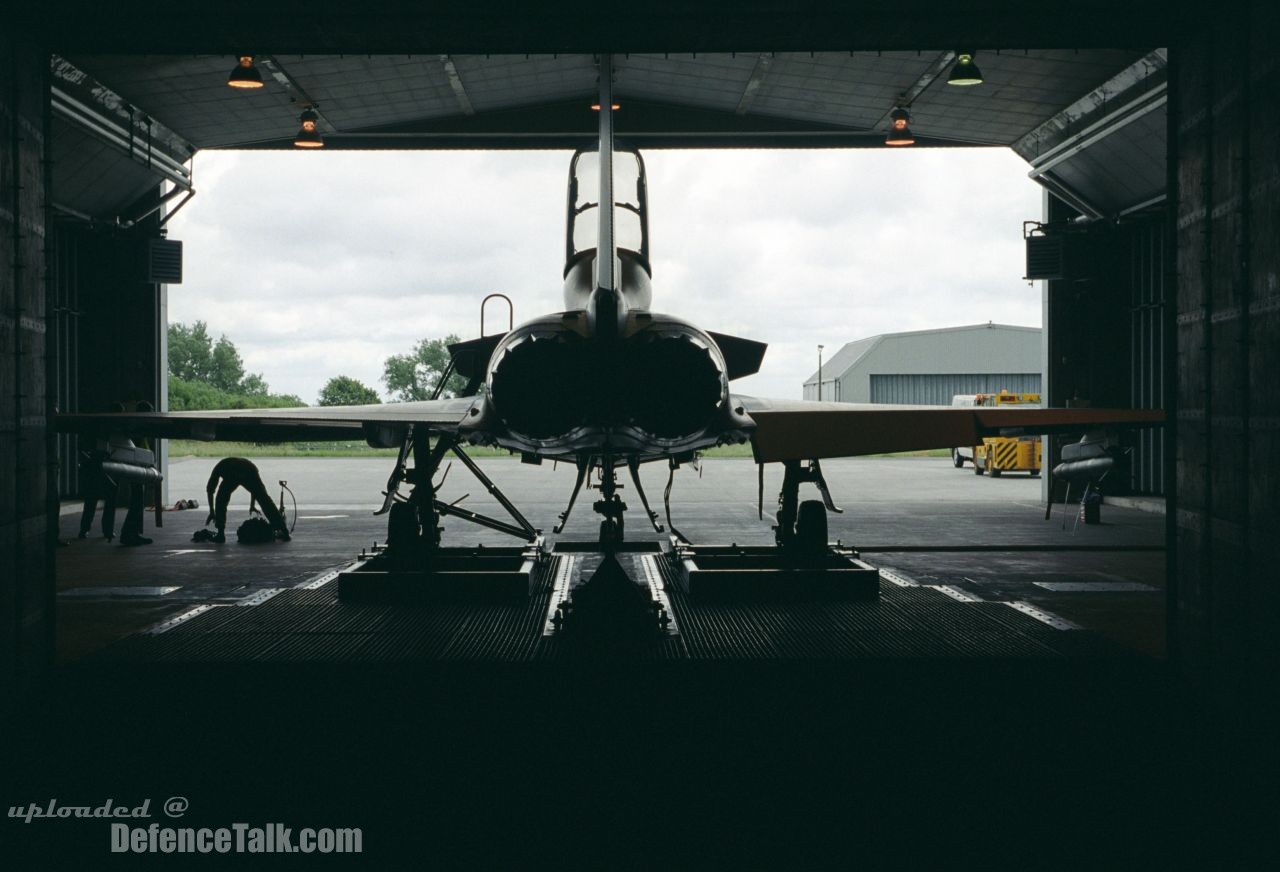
<box><xmin>166</xmin><ymin>147</ymin><xmax>1044</xmax><ymax>404</ymax></box>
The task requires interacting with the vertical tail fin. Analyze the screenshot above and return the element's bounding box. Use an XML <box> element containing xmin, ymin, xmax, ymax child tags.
<box><xmin>590</xmin><ymin>52</ymin><xmax>623</xmax><ymax>342</ymax></box>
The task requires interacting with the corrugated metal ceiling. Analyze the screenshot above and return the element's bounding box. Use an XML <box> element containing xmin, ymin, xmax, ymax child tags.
<box><xmin>53</xmin><ymin>50</ymin><xmax>1167</xmax><ymax>218</ymax></box>
<box><xmin>68</xmin><ymin>51</ymin><xmax>1150</xmax><ymax>149</ymax></box>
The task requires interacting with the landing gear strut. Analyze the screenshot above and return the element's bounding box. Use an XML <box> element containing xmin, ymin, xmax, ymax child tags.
<box><xmin>551</xmin><ymin>455</ymin><xmax>665</xmax><ymax>546</ymax></box>
<box><xmin>547</xmin><ymin>454</ymin><xmax>674</xmax><ymax>641</ymax></box>
<box><xmin>772</xmin><ymin>458</ymin><xmax>844</xmax><ymax>556</ymax></box>
<box><xmin>379</xmin><ymin>426</ymin><xmax>541</xmax><ymax>567</ymax></box>
<box><xmin>593</xmin><ymin>455</ymin><xmax>627</xmax><ymax>547</ymax></box>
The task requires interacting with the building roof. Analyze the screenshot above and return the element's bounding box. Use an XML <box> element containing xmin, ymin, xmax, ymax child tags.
<box><xmin>804</xmin><ymin>323</ymin><xmax>1040</xmax><ymax>385</ymax></box>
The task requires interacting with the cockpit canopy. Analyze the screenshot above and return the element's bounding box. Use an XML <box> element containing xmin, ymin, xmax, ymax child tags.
<box><xmin>563</xmin><ymin>147</ymin><xmax>653</xmax><ymax>312</ymax></box>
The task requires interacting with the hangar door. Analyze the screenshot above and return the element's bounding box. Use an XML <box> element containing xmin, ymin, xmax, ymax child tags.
<box><xmin>870</xmin><ymin>373</ymin><xmax>1042</xmax><ymax>405</ymax></box>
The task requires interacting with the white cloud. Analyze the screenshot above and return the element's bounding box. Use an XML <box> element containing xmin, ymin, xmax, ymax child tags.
<box><xmin>166</xmin><ymin>146</ymin><xmax>1043</xmax><ymax>403</ymax></box>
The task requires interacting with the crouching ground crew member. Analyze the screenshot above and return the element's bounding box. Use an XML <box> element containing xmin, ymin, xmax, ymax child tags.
<box><xmin>205</xmin><ymin>457</ymin><xmax>290</xmax><ymax>544</ymax></box>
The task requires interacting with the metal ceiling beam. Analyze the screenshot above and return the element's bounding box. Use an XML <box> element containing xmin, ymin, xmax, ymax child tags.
<box><xmin>199</xmin><ymin>98</ymin><xmax>990</xmax><ymax>150</ymax></box>
<box><xmin>439</xmin><ymin>55</ymin><xmax>476</xmax><ymax>115</ymax></box>
<box><xmin>259</xmin><ymin>56</ymin><xmax>338</xmax><ymax>132</ymax></box>
<box><xmin>1035</xmin><ymin>173</ymin><xmax>1104</xmax><ymax>220</ymax></box>
<box><xmin>869</xmin><ymin>50</ymin><xmax>954</xmax><ymax>131</ymax></box>
<box><xmin>50</xmin><ymin>88</ymin><xmax>192</xmax><ymax>191</ymax></box>
<box><xmin>1015</xmin><ymin>48</ymin><xmax>1167</xmax><ymax>161</ymax></box>
<box><xmin>1026</xmin><ymin>84</ymin><xmax>1166</xmax><ymax>176</ymax></box>
<box><xmin>735</xmin><ymin>53</ymin><xmax>773</xmax><ymax>115</ymax></box>
<box><xmin>49</xmin><ymin>55</ymin><xmax>194</xmax><ymax>185</ymax></box>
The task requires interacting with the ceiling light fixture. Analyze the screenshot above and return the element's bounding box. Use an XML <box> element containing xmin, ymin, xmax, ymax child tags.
<box><xmin>293</xmin><ymin>108</ymin><xmax>324</xmax><ymax>148</ymax></box>
<box><xmin>885</xmin><ymin>107</ymin><xmax>915</xmax><ymax>146</ymax></box>
<box><xmin>946</xmin><ymin>51</ymin><xmax>984</xmax><ymax>86</ymax></box>
<box><xmin>227</xmin><ymin>55</ymin><xmax>264</xmax><ymax>89</ymax></box>
<box><xmin>590</xmin><ymin>102</ymin><xmax>621</xmax><ymax>111</ymax></box>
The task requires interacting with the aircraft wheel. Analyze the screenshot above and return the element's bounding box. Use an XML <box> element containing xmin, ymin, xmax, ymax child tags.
<box><xmin>951</xmin><ymin>449</ymin><xmax>964</xmax><ymax>468</ymax></box>
<box><xmin>794</xmin><ymin>500</ymin><xmax>828</xmax><ymax>556</ymax></box>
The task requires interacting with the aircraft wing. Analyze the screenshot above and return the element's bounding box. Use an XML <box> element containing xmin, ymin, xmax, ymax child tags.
<box><xmin>737</xmin><ymin>396</ymin><xmax>1165</xmax><ymax>463</ymax></box>
<box><xmin>53</xmin><ymin>397</ymin><xmax>479</xmax><ymax>444</ymax></box>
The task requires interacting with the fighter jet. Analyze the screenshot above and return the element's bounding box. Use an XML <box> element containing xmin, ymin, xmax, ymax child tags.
<box><xmin>56</xmin><ymin>54</ymin><xmax>1163</xmax><ymax>554</ymax></box>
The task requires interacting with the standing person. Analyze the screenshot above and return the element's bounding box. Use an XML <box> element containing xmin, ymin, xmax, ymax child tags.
<box><xmin>204</xmin><ymin>457</ymin><xmax>291</xmax><ymax>544</ymax></box>
<box><xmin>77</xmin><ymin>440</ymin><xmax>118</xmax><ymax>541</ymax></box>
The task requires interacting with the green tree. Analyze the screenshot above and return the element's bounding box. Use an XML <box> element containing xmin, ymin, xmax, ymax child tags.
<box><xmin>240</xmin><ymin>372</ymin><xmax>269</xmax><ymax>395</ymax></box>
<box><xmin>168</xmin><ymin>320</ymin><xmax>270</xmax><ymax>395</ymax></box>
<box><xmin>382</xmin><ymin>335</ymin><xmax>467</xmax><ymax>401</ymax></box>
<box><xmin>168</xmin><ymin>321</ymin><xmax>215</xmax><ymax>383</ymax></box>
<box><xmin>318</xmin><ymin>375</ymin><xmax>382</xmax><ymax>407</ymax></box>
<box><xmin>209</xmin><ymin>336</ymin><xmax>247</xmax><ymax>392</ymax></box>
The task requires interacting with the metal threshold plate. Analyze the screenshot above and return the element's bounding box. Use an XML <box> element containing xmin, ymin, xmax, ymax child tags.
<box><xmin>60</xmin><ymin>586</ymin><xmax>181</xmax><ymax>597</ymax></box>
<box><xmin>639</xmin><ymin>553</ymin><xmax>679</xmax><ymax>637</ymax></box>
<box><xmin>926</xmin><ymin>584</ymin><xmax>982</xmax><ymax>602</ymax></box>
<box><xmin>1004</xmin><ymin>601</ymin><xmax>1082</xmax><ymax>630</ymax></box>
<box><xmin>543</xmin><ymin>554</ymin><xmax>577</xmax><ymax>635</ymax></box>
<box><xmin>1033</xmin><ymin>581</ymin><xmax>1157</xmax><ymax>592</ymax></box>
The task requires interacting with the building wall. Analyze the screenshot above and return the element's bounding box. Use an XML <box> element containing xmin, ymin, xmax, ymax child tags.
<box><xmin>869</xmin><ymin>372</ymin><xmax>1041</xmax><ymax>405</ymax></box>
<box><xmin>840</xmin><ymin>326</ymin><xmax>1041</xmax><ymax>403</ymax></box>
<box><xmin>0</xmin><ymin>32</ymin><xmax>51</xmax><ymax>695</ymax></box>
<box><xmin>1174</xmin><ymin>0</ymin><xmax>1280</xmax><ymax>770</ymax></box>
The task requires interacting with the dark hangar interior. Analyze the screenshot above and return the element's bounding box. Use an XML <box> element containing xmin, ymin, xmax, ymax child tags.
<box><xmin>2</xmin><ymin>1</ymin><xmax>1277</xmax><ymax>864</ymax></box>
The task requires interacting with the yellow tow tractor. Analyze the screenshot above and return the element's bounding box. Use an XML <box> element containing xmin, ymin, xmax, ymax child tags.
<box><xmin>950</xmin><ymin>391</ymin><xmax>1043</xmax><ymax>477</ymax></box>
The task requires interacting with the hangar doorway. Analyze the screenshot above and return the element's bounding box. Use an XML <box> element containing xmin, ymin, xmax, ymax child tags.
<box><xmin>41</xmin><ymin>49</ymin><xmax>1170</xmax><ymax>666</ymax></box>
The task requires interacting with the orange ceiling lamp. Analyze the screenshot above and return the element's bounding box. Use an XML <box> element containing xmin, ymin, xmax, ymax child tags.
<box><xmin>227</xmin><ymin>56</ymin><xmax>264</xmax><ymax>89</ymax></box>
<box><xmin>293</xmin><ymin>108</ymin><xmax>323</xmax><ymax>148</ymax></box>
<box><xmin>885</xmin><ymin>107</ymin><xmax>915</xmax><ymax>146</ymax></box>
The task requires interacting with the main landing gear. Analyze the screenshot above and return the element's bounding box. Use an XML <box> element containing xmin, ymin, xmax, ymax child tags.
<box><xmin>338</xmin><ymin>426</ymin><xmax>544</xmax><ymax>602</ymax></box>
<box><xmin>767</xmin><ymin>459</ymin><xmax>844</xmax><ymax>558</ymax></box>
<box><xmin>665</xmin><ymin>457</ymin><xmax>878</xmax><ymax>602</ymax></box>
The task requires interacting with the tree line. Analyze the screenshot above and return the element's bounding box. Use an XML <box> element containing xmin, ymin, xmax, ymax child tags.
<box><xmin>168</xmin><ymin>321</ymin><xmax>468</xmax><ymax>411</ymax></box>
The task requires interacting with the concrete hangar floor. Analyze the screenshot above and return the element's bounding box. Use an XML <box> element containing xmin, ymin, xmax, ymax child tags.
<box><xmin>11</xmin><ymin>456</ymin><xmax>1205</xmax><ymax>865</ymax></box>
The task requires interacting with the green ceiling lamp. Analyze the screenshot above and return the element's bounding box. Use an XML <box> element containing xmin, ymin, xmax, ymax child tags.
<box><xmin>947</xmin><ymin>51</ymin><xmax>984</xmax><ymax>86</ymax></box>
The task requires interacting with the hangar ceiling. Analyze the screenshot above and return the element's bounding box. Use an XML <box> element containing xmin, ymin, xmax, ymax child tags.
<box><xmin>52</xmin><ymin>48</ymin><xmax>1167</xmax><ymax>222</ymax></box>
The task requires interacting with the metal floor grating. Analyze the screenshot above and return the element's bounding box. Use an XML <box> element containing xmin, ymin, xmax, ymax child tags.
<box><xmin>92</xmin><ymin>555</ymin><xmax>1123</xmax><ymax>663</ymax></box>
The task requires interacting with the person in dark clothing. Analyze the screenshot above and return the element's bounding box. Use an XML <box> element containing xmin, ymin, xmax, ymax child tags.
<box><xmin>205</xmin><ymin>457</ymin><xmax>290</xmax><ymax>544</ymax></box>
<box><xmin>77</xmin><ymin>443</ymin><xmax>118</xmax><ymax>541</ymax></box>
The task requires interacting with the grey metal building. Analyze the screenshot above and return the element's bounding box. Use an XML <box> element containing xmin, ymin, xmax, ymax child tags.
<box><xmin>802</xmin><ymin>324</ymin><xmax>1042</xmax><ymax>405</ymax></box>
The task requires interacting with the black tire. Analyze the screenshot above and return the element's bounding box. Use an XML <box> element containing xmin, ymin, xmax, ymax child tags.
<box><xmin>794</xmin><ymin>500</ymin><xmax>828</xmax><ymax>555</ymax></box>
<box><xmin>974</xmin><ymin>457</ymin><xmax>984</xmax><ymax>475</ymax></box>
<box><xmin>991</xmin><ymin>467</ymin><xmax>1003</xmax><ymax>478</ymax></box>
<box><xmin>952</xmin><ymin>448</ymin><xmax>964</xmax><ymax>468</ymax></box>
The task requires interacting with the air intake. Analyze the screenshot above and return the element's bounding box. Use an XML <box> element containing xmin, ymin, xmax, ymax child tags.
<box><xmin>1023</xmin><ymin>222</ymin><xmax>1092</xmax><ymax>281</ymax></box>
<box><xmin>146</xmin><ymin>238</ymin><xmax>183</xmax><ymax>283</ymax></box>
<box><xmin>1025</xmin><ymin>235</ymin><xmax>1066</xmax><ymax>280</ymax></box>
